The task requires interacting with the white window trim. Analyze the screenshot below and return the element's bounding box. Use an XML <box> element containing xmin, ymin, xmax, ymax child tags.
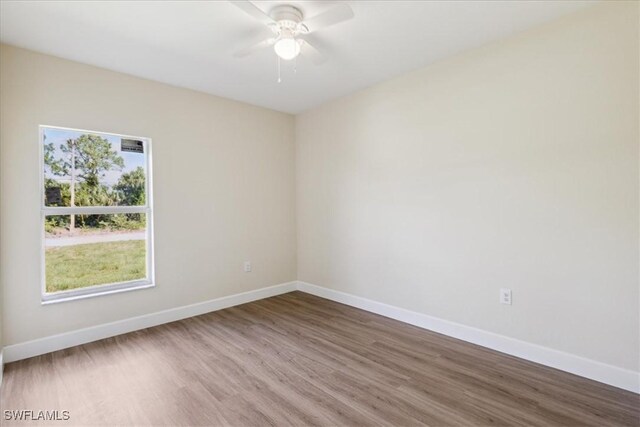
<box><xmin>39</xmin><ymin>125</ymin><xmax>155</xmax><ymax>304</ymax></box>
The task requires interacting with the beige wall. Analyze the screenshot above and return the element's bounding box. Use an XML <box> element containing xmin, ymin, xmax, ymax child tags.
<box><xmin>296</xmin><ymin>1</ymin><xmax>639</xmax><ymax>371</ymax></box>
<box><xmin>0</xmin><ymin>44</ymin><xmax>296</xmax><ymax>345</ymax></box>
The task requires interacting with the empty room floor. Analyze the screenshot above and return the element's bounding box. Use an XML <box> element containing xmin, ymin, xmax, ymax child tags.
<box><xmin>1</xmin><ymin>292</ymin><xmax>638</xmax><ymax>426</ymax></box>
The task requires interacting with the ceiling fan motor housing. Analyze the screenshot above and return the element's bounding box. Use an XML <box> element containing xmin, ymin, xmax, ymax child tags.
<box><xmin>269</xmin><ymin>5</ymin><xmax>308</xmax><ymax>34</ymax></box>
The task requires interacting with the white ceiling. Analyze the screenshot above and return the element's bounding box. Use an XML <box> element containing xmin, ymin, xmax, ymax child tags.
<box><xmin>1</xmin><ymin>0</ymin><xmax>596</xmax><ymax>114</ymax></box>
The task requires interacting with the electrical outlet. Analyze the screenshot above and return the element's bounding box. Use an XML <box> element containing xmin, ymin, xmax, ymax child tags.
<box><xmin>500</xmin><ymin>288</ymin><xmax>512</xmax><ymax>305</ymax></box>
<box><xmin>243</xmin><ymin>261</ymin><xmax>252</xmax><ymax>273</ymax></box>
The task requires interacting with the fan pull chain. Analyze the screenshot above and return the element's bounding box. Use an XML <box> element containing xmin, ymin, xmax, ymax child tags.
<box><xmin>277</xmin><ymin>56</ymin><xmax>282</xmax><ymax>83</ymax></box>
<box><xmin>294</xmin><ymin>55</ymin><xmax>297</xmax><ymax>74</ymax></box>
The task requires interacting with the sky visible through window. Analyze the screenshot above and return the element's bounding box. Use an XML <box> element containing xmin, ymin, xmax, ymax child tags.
<box><xmin>43</xmin><ymin>127</ymin><xmax>146</xmax><ymax>187</ymax></box>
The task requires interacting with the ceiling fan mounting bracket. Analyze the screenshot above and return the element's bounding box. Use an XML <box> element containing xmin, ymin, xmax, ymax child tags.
<box><xmin>270</xmin><ymin>5</ymin><xmax>303</xmax><ymax>24</ymax></box>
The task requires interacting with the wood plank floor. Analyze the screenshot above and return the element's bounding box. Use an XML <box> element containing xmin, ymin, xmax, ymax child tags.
<box><xmin>1</xmin><ymin>291</ymin><xmax>638</xmax><ymax>426</ymax></box>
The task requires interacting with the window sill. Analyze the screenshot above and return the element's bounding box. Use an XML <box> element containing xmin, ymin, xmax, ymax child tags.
<box><xmin>42</xmin><ymin>281</ymin><xmax>155</xmax><ymax>305</ymax></box>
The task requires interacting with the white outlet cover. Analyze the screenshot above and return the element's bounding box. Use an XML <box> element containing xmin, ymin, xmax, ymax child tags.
<box><xmin>500</xmin><ymin>288</ymin><xmax>512</xmax><ymax>305</ymax></box>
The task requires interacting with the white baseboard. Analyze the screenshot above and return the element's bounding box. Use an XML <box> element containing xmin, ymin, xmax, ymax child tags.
<box><xmin>297</xmin><ymin>281</ymin><xmax>640</xmax><ymax>394</ymax></box>
<box><xmin>2</xmin><ymin>279</ymin><xmax>637</xmax><ymax>394</ymax></box>
<box><xmin>2</xmin><ymin>281</ymin><xmax>297</xmax><ymax>364</ymax></box>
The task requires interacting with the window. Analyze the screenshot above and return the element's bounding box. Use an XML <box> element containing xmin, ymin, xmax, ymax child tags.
<box><xmin>40</xmin><ymin>126</ymin><xmax>154</xmax><ymax>303</ymax></box>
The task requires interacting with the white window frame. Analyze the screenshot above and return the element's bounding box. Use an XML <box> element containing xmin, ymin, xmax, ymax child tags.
<box><xmin>39</xmin><ymin>125</ymin><xmax>155</xmax><ymax>304</ymax></box>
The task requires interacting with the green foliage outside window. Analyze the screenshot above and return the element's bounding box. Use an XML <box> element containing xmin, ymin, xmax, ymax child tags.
<box><xmin>44</xmin><ymin>134</ymin><xmax>147</xmax><ymax>233</ymax></box>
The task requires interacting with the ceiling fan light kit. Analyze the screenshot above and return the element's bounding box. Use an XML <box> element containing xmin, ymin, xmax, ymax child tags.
<box><xmin>274</xmin><ymin>37</ymin><xmax>302</xmax><ymax>61</ymax></box>
<box><xmin>231</xmin><ymin>0</ymin><xmax>354</xmax><ymax>81</ymax></box>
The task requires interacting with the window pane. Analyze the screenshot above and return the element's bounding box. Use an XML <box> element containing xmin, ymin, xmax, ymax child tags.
<box><xmin>43</xmin><ymin>127</ymin><xmax>147</xmax><ymax>207</ymax></box>
<box><xmin>45</xmin><ymin>214</ymin><xmax>147</xmax><ymax>293</ymax></box>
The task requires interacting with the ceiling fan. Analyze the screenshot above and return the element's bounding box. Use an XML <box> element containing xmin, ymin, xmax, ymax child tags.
<box><xmin>230</xmin><ymin>1</ymin><xmax>354</xmax><ymax>66</ymax></box>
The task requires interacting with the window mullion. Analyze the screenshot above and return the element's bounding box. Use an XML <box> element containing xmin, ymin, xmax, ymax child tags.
<box><xmin>43</xmin><ymin>206</ymin><xmax>148</xmax><ymax>215</ymax></box>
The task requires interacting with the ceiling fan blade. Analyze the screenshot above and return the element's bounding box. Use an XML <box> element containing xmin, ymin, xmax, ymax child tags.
<box><xmin>229</xmin><ymin>0</ymin><xmax>275</xmax><ymax>26</ymax></box>
<box><xmin>302</xmin><ymin>3</ymin><xmax>354</xmax><ymax>33</ymax></box>
<box><xmin>300</xmin><ymin>40</ymin><xmax>327</xmax><ymax>65</ymax></box>
<box><xmin>234</xmin><ymin>37</ymin><xmax>276</xmax><ymax>57</ymax></box>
